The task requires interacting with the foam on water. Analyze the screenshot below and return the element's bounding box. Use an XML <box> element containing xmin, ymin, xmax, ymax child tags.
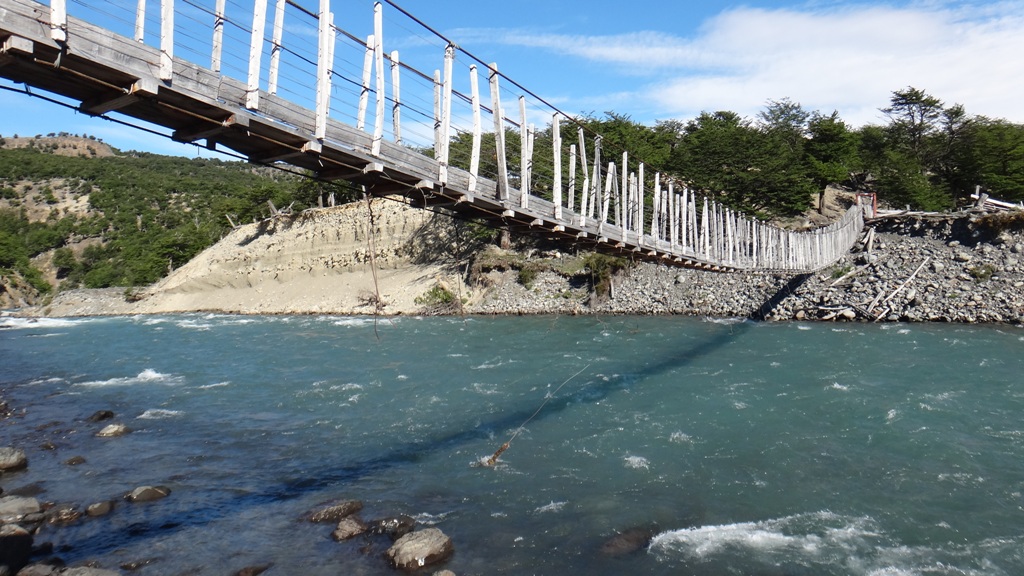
<box><xmin>0</xmin><ymin>317</ymin><xmax>88</xmax><ymax>330</ymax></box>
<box><xmin>137</xmin><ymin>408</ymin><xmax>184</xmax><ymax>419</ymax></box>
<box><xmin>624</xmin><ymin>455</ymin><xmax>650</xmax><ymax>470</ymax></box>
<box><xmin>77</xmin><ymin>369</ymin><xmax>181</xmax><ymax>387</ymax></box>
<box><xmin>650</xmin><ymin>512</ymin><xmax>875</xmax><ymax>563</ymax></box>
<box><xmin>534</xmin><ymin>501</ymin><xmax>567</xmax><ymax>514</ymax></box>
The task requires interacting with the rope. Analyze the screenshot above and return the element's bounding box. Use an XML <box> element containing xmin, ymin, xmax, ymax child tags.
<box><xmin>483</xmin><ymin>363</ymin><xmax>591</xmax><ymax>467</ymax></box>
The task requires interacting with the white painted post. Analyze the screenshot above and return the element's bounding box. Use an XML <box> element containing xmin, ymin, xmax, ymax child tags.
<box><xmin>432</xmin><ymin>70</ymin><xmax>441</xmax><ymax>158</ymax></box>
<box><xmin>591</xmin><ymin>136</ymin><xmax>602</xmax><ymax>220</ymax></box>
<box><xmin>356</xmin><ymin>37</ymin><xmax>372</xmax><ymax>129</ymax></box>
<box><xmin>701</xmin><ymin>198</ymin><xmax>710</xmax><ymax>258</ymax></box>
<box><xmin>577</xmin><ymin>128</ymin><xmax>589</xmax><ymax>225</ymax></box>
<box><xmin>134</xmin><ymin>0</ymin><xmax>145</xmax><ymax>42</ymax></box>
<box><xmin>668</xmin><ymin>181</ymin><xmax>676</xmax><ymax>247</ymax></box>
<box><xmin>651</xmin><ymin>173</ymin><xmax>660</xmax><ymax>241</ymax></box>
<box><xmin>468</xmin><ymin>65</ymin><xmax>481</xmax><ymax>193</ymax></box>
<box><xmin>519</xmin><ymin>97</ymin><xmax>529</xmax><ymax>207</ymax></box>
<box><xmin>637</xmin><ymin>163</ymin><xmax>644</xmax><ymax>244</ymax></box>
<box><xmin>488</xmin><ymin>64</ymin><xmax>509</xmax><ymax>201</ymax></box>
<box><xmin>159</xmin><ymin>0</ymin><xmax>173</xmax><ymax>81</ymax></box>
<box><xmin>439</xmin><ymin>44</ymin><xmax>455</xmax><ymax>183</ymax></box>
<box><xmin>618</xmin><ymin>151</ymin><xmax>627</xmax><ymax>228</ymax></box>
<box><xmin>246</xmin><ymin>0</ymin><xmax>268</xmax><ymax>109</ymax></box>
<box><xmin>372</xmin><ymin>3</ymin><xmax>385</xmax><ymax>156</ymax></box>
<box><xmin>525</xmin><ymin>125</ymin><xmax>535</xmax><ymax>207</ymax></box>
<box><xmin>268</xmin><ymin>0</ymin><xmax>286</xmax><ymax>94</ymax></box>
<box><xmin>601</xmin><ymin>162</ymin><xmax>614</xmax><ymax>235</ymax></box>
<box><xmin>391</xmin><ymin>50</ymin><xmax>402</xmax><ymax>145</ymax></box>
<box><xmin>680</xmin><ymin>186</ymin><xmax>689</xmax><ymax>252</ymax></box>
<box><xmin>568</xmin><ymin>144</ymin><xmax>577</xmax><ymax>213</ymax></box>
<box><xmin>51</xmin><ymin>0</ymin><xmax>67</xmax><ymax>43</ymax></box>
<box><xmin>212</xmin><ymin>0</ymin><xmax>226</xmax><ymax>72</ymax></box>
<box><xmin>314</xmin><ymin>0</ymin><xmax>332</xmax><ymax>140</ymax></box>
<box><xmin>552</xmin><ymin>114</ymin><xmax>562</xmax><ymax>220</ymax></box>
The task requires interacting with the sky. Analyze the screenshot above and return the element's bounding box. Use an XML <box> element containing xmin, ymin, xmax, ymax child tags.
<box><xmin>2</xmin><ymin>0</ymin><xmax>1022</xmax><ymax>158</ymax></box>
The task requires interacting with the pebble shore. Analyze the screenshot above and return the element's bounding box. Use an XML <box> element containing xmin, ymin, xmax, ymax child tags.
<box><xmin>473</xmin><ymin>212</ymin><xmax>1024</xmax><ymax>325</ymax></box>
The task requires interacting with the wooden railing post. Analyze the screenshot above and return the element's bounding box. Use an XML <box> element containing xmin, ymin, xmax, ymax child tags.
<box><xmin>314</xmin><ymin>0</ymin><xmax>332</xmax><ymax>140</ymax></box>
<box><xmin>211</xmin><ymin>0</ymin><xmax>225</xmax><ymax>72</ymax></box>
<box><xmin>246</xmin><ymin>0</ymin><xmax>268</xmax><ymax>109</ymax></box>
<box><xmin>267</xmin><ymin>0</ymin><xmax>286</xmax><ymax>94</ymax></box>
<box><xmin>488</xmin><ymin>64</ymin><xmax>509</xmax><ymax>202</ymax></box>
<box><xmin>159</xmin><ymin>0</ymin><xmax>173</xmax><ymax>80</ymax></box>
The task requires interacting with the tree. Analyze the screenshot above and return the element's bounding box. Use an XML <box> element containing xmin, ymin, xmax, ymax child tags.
<box><xmin>883</xmin><ymin>86</ymin><xmax>943</xmax><ymax>162</ymax></box>
<box><xmin>805</xmin><ymin>111</ymin><xmax>857</xmax><ymax>211</ymax></box>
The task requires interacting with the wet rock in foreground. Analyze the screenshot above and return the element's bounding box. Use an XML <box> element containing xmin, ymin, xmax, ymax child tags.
<box><xmin>385</xmin><ymin>528</ymin><xmax>453</xmax><ymax>570</ymax></box>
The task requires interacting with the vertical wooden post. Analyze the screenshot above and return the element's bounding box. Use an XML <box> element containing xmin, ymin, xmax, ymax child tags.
<box><xmin>488</xmin><ymin>64</ymin><xmax>509</xmax><ymax>201</ymax></box>
<box><xmin>568</xmin><ymin>143</ymin><xmax>577</xmax><ymax>213</ymax></box>
<box><xmin>468</xmin><ymin>65</ymin><xmax>481</xmax><ymax>193</ymax></box>
<box><xmin>212</xmin><ymin>0</ymin><xmax>226</xmax><ymax>72</ymax></box>
<box><xmin>391</xmin><ymin>50</ymin><xmax>402</xmax><ymax>144</ymax></box>
<box><xmin>577</xmin><ymin>128</ymin><xmax>589</xmax><ymax>225</ymax></box>
<box><xmin>50</xmin><ymin>0</ymin><xmax>67</xmax><ymax>43</ymax></box>
<box><xmin>246</xmin><ymin>0</ymin><xmax>268</xmax><ymax>109</ymax></box>
<box><xmin>372</xmin><ymin>2</ymin><xmax>385</xmax><ymax>156</ymax></box>
<box><xmin>668</xmin><ymin>181</ymin><xmax>676</xmax><ymax>247</ymax></box>
<box><xmin>432</xmin><ymin>70</ymin><xmax>441</xmax><ymax>157</ymax></box>
<box><xmin>314</xmin><ymin>0</ymin><xmax>332</xmax><ymax>140</ymax></box>
<box><xmin>637</xmin><ymin>163</ymin><xmax>645</xmax><ymax>244</ymax></box>
<box><xmin>618</xmin><ymin>151</ymin><xmax>627</xmax><ymax>228</ymax></box>
<box><xmin>651</xmin><ymin>173</ymin><xmax>660</xmax><ymax>242</ymax></box>
<box><xmin>701</xmin><ymin>198</ymin><xmax>710</xmax><ymax>258</ymax></box>
<box><xmin>591</xmin><ymin>136</ymin><xmax>602</xmax><ymax>220</ymax></box>
<box><xmin>159</xmin><ymin>0</ymin><xmax>173</xmax><ymax>81</ymax></box>
<box><xmin>356</xmin><ymin>36</ymin><xmax>373</xmax><ymax>130</ymax></box>
<box><xmin>601</xmin><ymin>162</ymin><xmax>614</xmax><ymax>235</ymax></box>
<box><xmin>519</xmin><ymin>97</ymin><xmax>529</xmax><ymax>207</ymax></box>
<box><xmin>268</xmin><ymin>0</ymin><xmax>286</xmax><ymax>94</ymax></box>
<box><xmin>134</xmin><ymin>0</ymin><xmax>145</xmax><ymax>42</ymax></box>
<box><xmin>552</xmin><ymin>114</ymin><xmax>562</xmax><ymax>220</ymax></box>
<box><xmin>439</xmin><ymin>44</ymin><xmax>455</xmax><ymax>183</ymax></box>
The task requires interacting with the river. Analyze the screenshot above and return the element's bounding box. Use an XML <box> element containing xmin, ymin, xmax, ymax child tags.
<box><xmin>2</xmin><ymin>314</ymin><xmax>1023</xmax><ymax>575</ymax></box>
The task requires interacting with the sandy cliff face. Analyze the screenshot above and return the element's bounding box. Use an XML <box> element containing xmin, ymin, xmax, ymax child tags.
<box><xmin>130</xmin><ymin>199</ymin><xmax>468</xmax><ymax>315</ymax></box>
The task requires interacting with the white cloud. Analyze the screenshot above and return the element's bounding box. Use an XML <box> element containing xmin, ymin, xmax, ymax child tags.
<box><xmin>463</xmin><ymin>2</ymin><xmax>1024</xmax><ymax>127</ymax></box>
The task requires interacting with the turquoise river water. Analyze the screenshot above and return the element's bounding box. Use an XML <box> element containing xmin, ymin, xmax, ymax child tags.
<box><xmin>1</xmin><ymin>314</ymin><xmax>1023</xmax><ymax>575</ymax></box>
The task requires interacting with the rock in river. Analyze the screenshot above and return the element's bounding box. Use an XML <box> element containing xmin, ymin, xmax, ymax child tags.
<box><xmin>125</xmin><ymin>486</ymin><xmax>171</xmax><ymax>503</ymax></box>
<box><xmin>305</xmin><ymin>499</ymin><xmax>363</xmax><ymax>523</ymax></box>
<box><xmin>385</xmin><ymin>528</ymin><xmax>453</xmax><ymax>570</ymax></box>
<box><xmin>0</xmin><ymin>447</ymin><xmax>27</xmax><ymax>472</ymax></box>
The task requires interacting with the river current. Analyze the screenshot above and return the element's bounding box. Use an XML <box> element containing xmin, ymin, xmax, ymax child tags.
<box><xmin>2</xmin><ymin>314</ymin><xmax>1023</xmax><ymax>575</ymax></box>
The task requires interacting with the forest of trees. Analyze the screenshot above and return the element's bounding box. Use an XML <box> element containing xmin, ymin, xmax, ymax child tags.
<box><xmin>2</xmin><ymin>87</ymin><xmax>1023</xmax><ymax>295</ymax></box>
<box><xmin>443</xmin><ymin>87</ymin><xmax>1024</xmax><ymax>218</ymax></box>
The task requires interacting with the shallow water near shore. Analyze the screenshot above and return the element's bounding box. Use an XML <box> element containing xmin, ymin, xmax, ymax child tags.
<box><xmin>2</xmin><ymin>314</ymin><xmax>1024</xmax><ymax>575</ymax></box>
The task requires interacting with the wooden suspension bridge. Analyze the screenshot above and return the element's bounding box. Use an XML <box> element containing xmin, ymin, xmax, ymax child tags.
<box><xmin>0</xmin><ymin>0</ymin><xmax>865</xmax><ymax>272</ymax></box>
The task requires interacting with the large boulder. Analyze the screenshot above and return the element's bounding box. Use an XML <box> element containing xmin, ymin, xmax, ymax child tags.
<box><xmin>0</xmin><ymin>447</ymin><xmax>27</xmax><ymax>472</ymax></box>
<box><xmin>385</xmin><ymin>528</ymin><xmax>453</xmax><ymax>570</ymax></box>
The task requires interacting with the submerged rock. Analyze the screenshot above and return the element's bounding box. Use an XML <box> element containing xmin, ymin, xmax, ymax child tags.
<box><xmin>85</xmin><ymin>501</ymin><xmax>114</xmax><ymax>517</ymax></box>
<box><xmin>368</xmin><ymin>515</ymin><xmax>416</xmax><ymax>540</ymax></box>
<box><xmin>0</xmin><ymin>447</ymin><xmax>28</xmax><ymax>472</ymax></box>
<box><xmin>86</xmin><ymin>410</ymin><xmax>115</xmax><ymax>423</ymax></box>
<box><xmin>385</xmin><ymin>528</ymin><xmax>453</xmax><ymax>570</ymax></box>
<box><xmin>125</xmin><ymin>486</ymin><xmax>171</xmax><ymax>503</ymax></box>
<box><xmin>95</xmin><ymin>424</ymin><xmax>129</xmax><ymax>438</ymax></box>
<box><xmin>599</xmin><ymin>526</ymin><xmax>655</xmax><ymax>556</ymax></box>
<box><xmin>305</xmin><ymin>499</ymin><xmax>363</xmax><ymax>523</ymax></box>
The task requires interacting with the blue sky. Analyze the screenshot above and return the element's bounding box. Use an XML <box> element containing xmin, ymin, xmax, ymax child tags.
<box><xmin>2</xmin><ymin>0</ymin><xmax>1022</xmax><ymax>157</ymax></box>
